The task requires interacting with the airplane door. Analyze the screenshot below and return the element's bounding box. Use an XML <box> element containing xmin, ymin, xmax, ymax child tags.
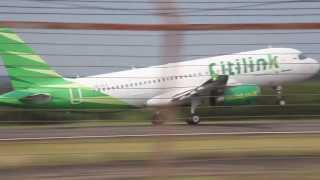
<box><xmin>69</xmin><ymin>88</ymin><xmax>82</xmax><ymax>104</ymax></box>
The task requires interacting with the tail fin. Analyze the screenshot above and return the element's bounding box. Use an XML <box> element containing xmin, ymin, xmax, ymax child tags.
<box><xmin>0</xmin><ymin>28</ymin><xmax>64</xmax><ymax>90</ymax></box>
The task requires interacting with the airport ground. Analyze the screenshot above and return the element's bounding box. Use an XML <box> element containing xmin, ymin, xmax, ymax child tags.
<box><xmin>1</xmin><ymin>120</ymin><xmax>320</xmax><ymax>179</ymax></box>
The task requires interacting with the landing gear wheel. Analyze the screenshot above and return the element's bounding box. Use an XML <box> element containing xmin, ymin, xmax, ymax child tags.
<box><xmin>278</xmin><ymin>99</ymin><xmax>286</xmax><ymax>107</ymax></box>
<box><xmin>187</xmin><ymin>114</ymin><xmax>201</xmax><ymax>125</ymax></box>
<box><xmin>273</xmin><ymin>85</ymin><xmax>286</xmax><ymax>107</ymax></box>
<box><xmin>152</xmin><ymin>120</ymin><xmax>164</xmax><ymax>125</ymax></box>
<box><xmin>152</xmin><ymin>113</ymin><xmax>164</xmax><ymax>125</ymax></box>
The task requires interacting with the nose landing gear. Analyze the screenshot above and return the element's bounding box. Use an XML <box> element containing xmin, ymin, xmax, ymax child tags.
<box><xmin>274</xmin><ymin>85</ymin><xmax>286</xmax><ymax>106</ymax></box>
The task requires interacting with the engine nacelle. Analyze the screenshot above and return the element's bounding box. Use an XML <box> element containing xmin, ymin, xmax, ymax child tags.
<box><xmin>212</xmin><ymin>85</ymin><xmax>261</xmax><ymax>106</ymax></box>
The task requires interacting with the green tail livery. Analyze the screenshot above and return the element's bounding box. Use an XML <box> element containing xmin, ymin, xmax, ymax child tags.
<box><xmin>0</xmin><ymin>28</ymin><xmax>130</xmax><ymax>109</ymax></box>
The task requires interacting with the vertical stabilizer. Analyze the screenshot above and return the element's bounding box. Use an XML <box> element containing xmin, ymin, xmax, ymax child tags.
<box><xmin>0</xmin><ymin>28</ymin><xmax>65</xmax><ymax>90</ymax></box>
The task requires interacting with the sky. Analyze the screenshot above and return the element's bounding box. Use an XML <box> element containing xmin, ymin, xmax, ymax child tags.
<box><xmin>0</xmin><ymin>0</ymin><xmax>320</xmax><ymax>88</ymax></box>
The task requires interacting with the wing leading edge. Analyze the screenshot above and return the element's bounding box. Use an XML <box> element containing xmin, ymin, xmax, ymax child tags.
<box><xmin>146</xmin><ymin>75</ymin><xmax>228</xmax><ymax>107</ymax></box>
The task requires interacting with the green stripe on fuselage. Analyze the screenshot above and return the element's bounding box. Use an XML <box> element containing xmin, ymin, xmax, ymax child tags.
<box><xmin>0</xmin><ymin>86</ymin><xmax>132</xmax><ymax>109</ymax></box>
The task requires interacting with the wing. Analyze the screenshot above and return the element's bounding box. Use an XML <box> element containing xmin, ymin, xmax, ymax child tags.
<box><xmin>146</xmin><ymin>75</ymin><xmax>228</xmax><ymax>106</ymax></box>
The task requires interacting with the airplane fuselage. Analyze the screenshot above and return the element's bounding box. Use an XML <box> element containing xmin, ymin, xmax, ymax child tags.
<box><xmin>71</xmin><ymin>48</ymin><xmax>319</xmax><ymax>107</ymax></box>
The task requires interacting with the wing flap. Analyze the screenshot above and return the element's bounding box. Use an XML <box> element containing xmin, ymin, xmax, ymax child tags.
<box><xmin>172</xmin><ymin>75</ymin><xmax>228</xmax><ymax>102</ymax></box>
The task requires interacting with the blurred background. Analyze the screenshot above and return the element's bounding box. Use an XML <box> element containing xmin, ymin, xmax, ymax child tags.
<box><xmin>1</xmin><ymin>0</ymin><xmax>320</xmax><ymax>179</ymax></box>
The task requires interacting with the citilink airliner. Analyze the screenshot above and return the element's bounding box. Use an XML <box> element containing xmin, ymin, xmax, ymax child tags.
<box><xmin>0</xmin><ymin>28</ymin><xmax>319</xmax><ymax>125</ymax></box>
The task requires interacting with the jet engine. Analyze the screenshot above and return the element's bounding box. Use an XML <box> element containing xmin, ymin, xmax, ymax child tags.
<box><xmin>210</xmin><ymin>85</ymin><xmax>261</xmax><ymax>106</ymax></box>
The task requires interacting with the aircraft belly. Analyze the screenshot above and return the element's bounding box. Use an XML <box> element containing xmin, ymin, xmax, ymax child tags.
<box><xmin>108</xmin><ymin>88</ymin><xmax>162</xmax><ymax>107</ymax></box>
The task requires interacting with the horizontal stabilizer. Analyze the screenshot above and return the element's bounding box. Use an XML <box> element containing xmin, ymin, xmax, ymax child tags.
<box><xmin>19</xmin><ymin>93</ymin><xmax>52</xmax><ymax>105</ymax></box>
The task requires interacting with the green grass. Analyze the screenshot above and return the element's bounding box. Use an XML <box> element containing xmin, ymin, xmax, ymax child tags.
<box><xmin>1</xmin><ymin>134</ymin><xmax>320</xmax><ymax>169</ymax></box>
<box><xmin>169</xmin><ymin>173</ymin><xmax>320</xmax><ymax>180</ymax></box>
<box><xmin>166</xmin><ymin>171</ymin><xmax>320</xmax><ymax>180</ymax></box>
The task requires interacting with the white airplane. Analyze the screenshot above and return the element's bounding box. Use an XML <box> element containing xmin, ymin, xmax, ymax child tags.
<box><xmin>0</xmin><ymin>28</ymin><xmax>319</xmax><ymax>125</ymax></box>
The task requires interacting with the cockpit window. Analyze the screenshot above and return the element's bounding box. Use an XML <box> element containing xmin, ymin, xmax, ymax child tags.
<box><xmin>298</xmin><ymin>54</ymin><xmax>307</xmax><ymax>60</ymax></box>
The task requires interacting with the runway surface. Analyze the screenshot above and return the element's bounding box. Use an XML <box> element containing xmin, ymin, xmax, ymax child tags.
<box><xmin>2</xmin><ymin>120</ymin><xmax>320</xmax><ymax>140</ymax></box>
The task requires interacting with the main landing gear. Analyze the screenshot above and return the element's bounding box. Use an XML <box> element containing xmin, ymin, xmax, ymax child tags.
<box><xmin>152</xmin><ymin>111</ymin><xmax>166</xmax><ymax>125</ymax></box>
<box><xmin>186</xmin><ymin>96</ymin><xmax>202</xmax><ymax>125</ymax></box>
<box><xmin>152</xmin><ymin>110</ymin><xmax>202</xmax><ymax>126</ymax></box>
<box><xmin>152</xmin><ymin>96</ymin><xmax>203</xmax><ymax>126</ymax></box>
<box><xmin>151</xmin><ymin>109</ymin><xmax>176</xmax><ymax>125</ymax></box>
<box><xmin>273</xmin><ymin>85</ymin><xmax>286</xmax><ymax>106</ymax></box>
